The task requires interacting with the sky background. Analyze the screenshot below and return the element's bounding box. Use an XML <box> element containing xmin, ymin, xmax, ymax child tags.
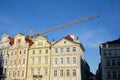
<box><xmin>0</xmin><ymin>0</ymin><xmax>120</xmax><ymax>73</ymax></box>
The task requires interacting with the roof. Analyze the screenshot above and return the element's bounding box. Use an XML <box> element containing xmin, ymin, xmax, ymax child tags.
<box><xmin>25</xmin><ymin>36</ymin><xmax>33</xmax><ymax>46</ymax></box>
<box><xmin>52</xmin><ymin>35</ymin><xmax>85</xmax><ymax>51</ymax></box>
<box><xmin>64</xmin><ymin>35</ymin><xmax>74</xmax><ymax>41</ymax></box>
<box><xmin>101</xmin><ymin>38</ymin><xmax>120</xmax><ymax>45</ymax></box>
<box><xmin>9</xmin><ymin>37</ymin><xmax>14</xmax><ymax>45</ymax></box>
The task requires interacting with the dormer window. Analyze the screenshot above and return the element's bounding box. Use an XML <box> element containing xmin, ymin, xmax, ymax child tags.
<box><xmin>64</xmin><ymin>41</ymin><xmax>66</xmax><ymax>44</ymax></box>
<box><xmin>18</xmin><ymin>39</ymin><xmax>21</xmax><ymax>43</ymax></box>
<box><xmin>38</xmin><ymin>41</ymin><xmax>43</xmax><ymax>46</ymax></box>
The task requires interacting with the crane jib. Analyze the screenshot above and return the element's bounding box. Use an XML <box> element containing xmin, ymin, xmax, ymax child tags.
<box><xmin>31</xmin><ymin>14</ymin><xmax>100</xmax><ymax>37</ymax></box>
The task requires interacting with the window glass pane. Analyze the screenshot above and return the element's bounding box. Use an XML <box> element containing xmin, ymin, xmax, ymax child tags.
<box><xmin>66</xmin><ymin>70</ymin><xmax>70</xmax><ymax>76</ymax></box>
<box><xmin>67</xmin><ymin>57</ymin><xmax>70</xmax><ymax>64</ymax></box>
<box><xmin>73</xmin><ymin>57</ymin><xmax>76</xmax><ymax>64</ymax></box>
<box><xmin>73</xmin><ymin>47</ymin><xmax>76</xmax><ymax>52</ymax></box>
<box><xmin>66</xmin><ymin>48</ymin><xmax>70</xmax><ymax>52</ymax></box>
<box><xmin>60</xmin><ymin>70</ymin><xmax>63</xmax><ymax>76</ymax></box>
<box><xmin>107</xmin><ymin>71</ymin><xmax>111</xmax><ymax>79</ymax></box>
<box><xmin>73</xmin><ymin>70</ymin><xmax>76</xmax><ymax>76</ymax></box>
<box><xmin>54</xmin><ymin>70</ymin><xmax>57</xmax><ymax>77</ymax></box>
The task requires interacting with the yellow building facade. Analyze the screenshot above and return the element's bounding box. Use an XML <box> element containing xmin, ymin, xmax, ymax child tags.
<box><xmin>7</xmin><ymin>33</ymin><xmax>32</xmax><ymax>80</ymax></box>
<box><xmin>27</xmin><ymin>36</ymin><xmax>51</xmax><ymax>80</ymax></box>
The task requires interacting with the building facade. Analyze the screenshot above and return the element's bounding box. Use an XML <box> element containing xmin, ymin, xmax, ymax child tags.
<box><xmin>0</xmin><ymin>33</ymin><xmax>92</xmax><ymax>80</ymax></box>
<box><xmin>7</xmin><ymin>33</ymin><xmax>32</xmax><ymax>80</ymax></box>
<box><xmin>0</xmin><ymin>33</ymin><xmax>11</xmax><ymax>80</ymax></box>
<box><xmin>27</xmin><ymin>36</ymin><xmax>51</xmax><ymax>80</ymax></box>
<box><xmin>50</xmin><ymin>35</ymin><xmax>84</xmax><ymax>80</ymax></box>
<box><xmin>99</xmin><ymin>38</ymin><xmax>120</xmax><ymax>80</ymax></box>
<box><xmin>81</xmin><ymin>59</ymin><xmax>91</xmax><ymax>80</ymax></box>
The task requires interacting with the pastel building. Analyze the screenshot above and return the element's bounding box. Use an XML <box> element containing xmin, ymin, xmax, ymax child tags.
<box><xmin>50</xmin><ymin>35</ymin><xmax>84</xmax><ymax>80</ymax></box>
<box><xmin>27</xmin><ymin>36</ymin><xmax>51</xmax><ymax>80</ymax></box>
<box><xmin>7</xmin><ymin>33</ymin><xmax>32</xmax><ymax>80</ymax></box>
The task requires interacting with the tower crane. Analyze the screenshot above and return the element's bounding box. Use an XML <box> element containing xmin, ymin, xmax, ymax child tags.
<box><xmin>30</xmin><ymin>14</ymin><xmax>100</xmax><ymax>37</ymax></box>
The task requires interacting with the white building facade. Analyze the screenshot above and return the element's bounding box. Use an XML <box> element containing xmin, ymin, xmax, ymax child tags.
<box><xmin>0</xmin><ymin>33</ymin><xmax>11</xmax><ymax>80</ymax></box>
<box><xmin>50</xmin><ymin>35</ymin><xmax>84</xmax><ymax>80</ymax></box>
<box><xmin>100</xmin><ymin>38</ymin><xmax>120</xmax><ymax>80</ymax></box>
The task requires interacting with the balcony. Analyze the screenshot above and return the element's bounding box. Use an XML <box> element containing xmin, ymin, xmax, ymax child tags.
<box><xmin>33</xmin><ymin>74</ymin><xmax>42</xmax><ymax>78</ymax></box>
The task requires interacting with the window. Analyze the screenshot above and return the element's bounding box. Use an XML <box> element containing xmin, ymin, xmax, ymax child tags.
<box><xmin>11</xmin><ymin>51</ymin><xmax>13</xmax><ymax>55</ymax></box>
<box><xmin>64</xmin><ymin>41</ymin><xmax>66</xmax><ymax>44</ymax></box>
<box><xmin>73</xmin><ymin>47</ymin><xmax>76</xmax><ymax>52</ymax></box>
<box><xmin>19</xmin><ymin>50</ymin><xmax>21</xmax><ymax>54</ymax></box>
<box><xmin>18</xmin><ymin>59</ymin><xmax>21</xmax><ymax>64</ymax></box>
<box><xmin>10</xmin><ymin>60</ymin><xmax>12</xmax><ymax>65</ymax></box>
<box><xmin>117</xmin><ymin>59</ymin><xmax>120</xmax><ymax>66</ymax></box>
<box><xmin>32</xmin><ymin>50</ymin><xmax>35</xmax><ymax>54</ymax></box>
<box><xmin>54</xmin><ymin>70</ymin><xmax>57</xmax><ymax>77</ymax></box>
<box><xmin>60</xmin><ymin>48</ymin><xmax>63</xmax><ymax>52</ymax></box>
<box><xmin>14</xmin><ymin>60</ymin><xmax>16</xmax><ymax>65</ymax></box>
<box><xmin>38</xmin><ymin>41</ymin><xmax>43</xmax><ymax>46</ymax></box>
<box><xmin>18</xmin><ymin>39</ymin><xmax>21</xmax><ymax>43</ymax></box>
<box><xmin>55</xmin><ymin>48</ymin><xmax>58</xmax><ymax>53</ymax></box>
<box><xmin>107</xmin><ymin>71</ymin><xmax>111</xmax><ymax>79</ymax></box>
<box><xmin>7</xmin><ymin>50</ymin><xmax>8</xmax><ymax>54</ymax></box>
<box><xmin>118</xmin><ymin>71</ymin><xmax>120</xmax><ymax>79</ymax></box>
<box><xmin>106</xmin><ymin>60</ymin><xmax>110</xmax><ymax>66</ymax></box>
<box><xmin>112</xmin><ymin>59</ymin><xmax>116</xmax><ymax>66</ymax></box>
<box><xmin>13</xmin><ymin>71</ymin><xmax>14</xmax><ymax>77</ymax></box>
<box><xmin>14</xmin><ymin>51</ymin><xmax>17</xmax><ymax>55</ymax></box>
<box><xmin>109</xmin><ymin>52</ymin><xmax>111</xmax><ymax>55</ymax></box>
<box><xmin>61</xmin><ymin>58</ymin><xmax>64</xmax><ymax>64</ymax></box>
<box><xmin>22</xmin><ymin>58</ymin><xmax>25</xmax><ymax>64</ymax></box>
<box><xmin>67</xmin><ymin>57</ymin><xmax>70</xmax><ymax>64</ymax></box>
<box><xmin>54</xmin><ymin>58</ymin><xmax>58</xmax><ymax>64</ymax></box>
<box><xmin>9</xmin><ymin>71</ymin><xmax>11</xmax><ymax>77</ymax></box>
<box><xmin>66</xmin><ymin>70</ymin><xmax>70</xmax><ymax>76</ymax></box>
<box><xmin>4</xmin><ymin>68</ymin><xmax>6</xmax><ymax>75</ymax></box>
<box><xmin>45</xmin><ymin>57</ymin><xmax>48</xmax><ymax>64</ymax></box>
<box><xmin>24</xmin><ymin>50</ymin><xmax>26</xmax><ymax>54</ymax></box>
<box><xmin>38</xmin><ymin>58</ymin><xmax>41</xmax><ymax>64</ymax></box>
<box><xmin>39</xmin><ymin>50</ymin><xmax>42</xmax><ymax>54</ymax></box>
<box><xmin>18</xmin><ymin>70</ymin><xmax>19</xmax><ymax>77</ymax></box>
<box><xmin>22</xmin><ymin>70</ymin><xmax>24</xmax><ymax>77</ymax></box>
<box><xmin>73</xmin><ymin>57</ymin><xmax>76</xmax><ymax>64</ymax></box>
<box><xmin>73</xmin><ymin>70</ymin><xmax>76</xmax><ymax>76</ymax></box>
<box><xmin>45</xmin><ymin>49</ymin><xmax>48</xmax><ymax>54</ymax></box>
<box><xmin>112</xmin><ymin>71</ymin><xmax>116</xmax><ymax>79</ymax></box>
<box><xmin>38</xmin><ymin>68</ymin><xmax>40</xmax><ymax>75</ymax></box>
<box><xmin>31</xmin><ymin>68</ymin><xmax>34</xmax><ymax>75</ymax></box>
<box><xmin>66</xmin><ymin>48</ymin><xmax>70</xmax><ymax>52</ymax></box>
<box><xmin>104</xmin><ymin>52</ymin><xmax>107</xmax><ymax>55</ymax></box>
<box><xmin>60</xmin><ymin>70</ymin><xmax>63</xmax><ymax>76</ymax></box>
<box><xmin>5</xmin><ymin>59</ymin><xmax>7</xmax><ymax>65</ymax></box>
<box><xmin>32</xmin><ymin>58</ymin><xmax>34</xmax><ymax>64</ymax></box>
<box><xmin>44</xmin><ymin>69</ymin><xmax>48</xmax><ymax>75</ymax></box>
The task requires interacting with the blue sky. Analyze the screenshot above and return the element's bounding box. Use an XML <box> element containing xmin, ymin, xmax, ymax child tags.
<box><xmin>0</xmin><ymin>0</ymin><xmax>120</xmax><ymax>73</ymax></box>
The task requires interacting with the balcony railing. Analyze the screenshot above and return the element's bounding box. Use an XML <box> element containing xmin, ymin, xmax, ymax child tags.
<box><xmin>33</xmin><ymin>74</ymin><xmax>42</xmax><ymax>78</ymax></box>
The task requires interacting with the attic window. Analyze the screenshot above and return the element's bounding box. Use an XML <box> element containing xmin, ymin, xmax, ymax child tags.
<box><xmin>64</xmin><ymin>41</ymin><xmax>66</xmax><ymax>44</ymax></box>
<box><xmin>38</xmin><ymin>41</ymin><xmax>43</xmax><ymax>46</ymax></box>
<box><xmin>18</xmin><ymin>39</ymin><xmax>21</xmax><ymax>43</ymax></box>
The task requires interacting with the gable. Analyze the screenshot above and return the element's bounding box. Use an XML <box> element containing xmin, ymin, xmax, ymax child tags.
<box><xmin>52</xmin><ymin>38</ymin><xmax>78</xmax><ymax>47</ymax></box>
<box><xmin>31</xmin><ymin>36</ymin><xmax>50</xmax><ymax>47</ymax></box>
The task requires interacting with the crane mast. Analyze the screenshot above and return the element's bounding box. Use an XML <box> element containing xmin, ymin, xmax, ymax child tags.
<box><xmin>30</xmin><ymin>14</ymin><xmax>100</xmax><ymax>37</ymax></box>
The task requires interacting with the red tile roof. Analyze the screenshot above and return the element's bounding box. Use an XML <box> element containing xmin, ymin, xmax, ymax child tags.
<box><xmin>9</xmin><ymin>37</ymin><xmax>14</xmax><ymax>45</ymax></box>
<box><xmin>25</xmin><ymin>36</ymin><xmax>33</xmax><ymax>46</ymax></box>
<box><xmin>64</xmin><ymin>35</ymin><xmax>74</xmax><ymax>41</ymax></box>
